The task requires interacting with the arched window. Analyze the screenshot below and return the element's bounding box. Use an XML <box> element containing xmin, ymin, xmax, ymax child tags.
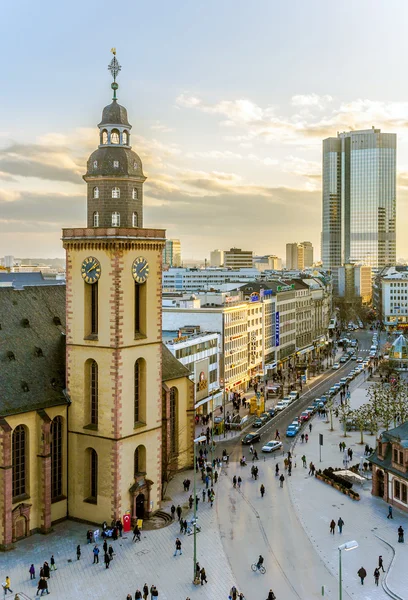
<box><xmin>112</xmin><ymin>212</ymin><xmax>120</xmax><ymax>227</ymax></box>
<box><xmin>134</xmin><ymin>359</ymin><xmax>146</xmax><ymax>424</ymax></box>
<box><xmin>93</xmin><ymin>187</ymin><xmax>99</xmax><ymax>199</ymax></box>
<box><xmin>111</xmin><ymin>129</ymin><xmax>120</xmax><ymax>144</ymax></box>
<box><xmin>133</xmin><ymin>161</ymin><xmax>138</xmax><ymax>171</ymax></box>
<box><xmin>134</xmin><ymin>445</ymin><xmax>146</xmax><ymax>476</ymax></box>
<box><xmin>90</xmin><ymin>361</ymin><xmax>98</xmax><ymax>425</ymax></box>
<box><xmin>93</xmin><ymin>160</ymin><xmax>98</xmax><ymax>169</ymax></box>
<box><xmin>12</xmin><ymin>425</ymin><xmax>27</xmax><ymax>498</ymax></box>
<box><xmin>170</xmin><ymin>387</ymin><xmax>178</xmax><ymax>456</ymax></box>
<box><xmin>122</xmin><ymin>130</ymin><xmax>128</xmax><ymax>145</ymax></box>
<box><xmin>132</xmin><ymin>212</ymin><xmax>138</xmax><ymax>227</ymax></box>
<box><xmin>93</xmin><ymin>212</ymin><xmax>99</xmax><ymax>227</ymax></box>
<box><xmin>112</xmin><ymin>187</ymin><xmax>120</xmax><ymax>199</ymax></box>
<box><xmin>132</xmin><ymin>188</ymin><xmax>138</xmax><ymax>200</ymax></box>
<box><xmin>85</xmin><ymin>448</ymin><xmax>98</xmax><ymax>502</ymax></box>
<box><xmin>102</xmin><ymin>130</ymin><xmax>108</xmax><ymax>144</ymax></box>
<box><xmin>51</xmin><ymin>417</ymin><xmax>63</xmax><ymax>500</ymax></box>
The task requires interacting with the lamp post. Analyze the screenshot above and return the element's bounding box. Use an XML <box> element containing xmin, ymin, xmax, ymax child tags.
<box><xmin>193</xmin><ymin>435</ymin><xmax>207</xmax><ymax>584</ymax></box>
<box><xmin>338</xmin><ymin>540</ymin><xmax>358</xmax><ymax>600</ymax></box>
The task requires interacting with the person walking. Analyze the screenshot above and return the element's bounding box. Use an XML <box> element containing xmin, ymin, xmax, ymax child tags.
<box><xmin>260</xmin><ymin>484</ymin><xmax>265</xmax><ymax>497</ymax></box>
<box><xmin>176</xmin><ymin>505</ymin><xmax>182</xmax><ymax>521</ymax></box>
<box><xmin>133</xmin><ymin>524</ymin><xmax>141</xmax><ymax>542</ymax></box>
<box><xmin>93</xmin><ymin>545</ymin><xmax>100</xmax><ymax>564</ymax></box>
<box><xmin>150</xmin><ymin>585</ymin><xmax>159</xmax><ymax>597</ymax></box>
<box><xmin>104</xmin><ymin>552</ymin><xmax>110</xmax><ymax>569</ymax></box>
<box><xmin>2</xmin><ymin>576</ymin><xmax>13</xmax><ymax>595</ymax></box>
<box><xmin>338</xmin><ymin>517</ymin><xmax>344</xmax><ymax>533</ymax></box>
<box><xmin>188</xmin><ymin>495</ymin><xmax>193</xmax><ymax>509</ymax></box>
<box><xmin>108</xmin><ymin>544</ymin><xmax>114</xmax><ymax>561</ymax></box>
<box><xmin>305</xmin><ymin>433</ymin><xmax>309</xmax><ymax>443</ymax></box>
<box><xmin>103</xmin><ymin>539</ymin><xmax>108</xmax><ymax>554</ymax></box>
<box><xmin>398</xmin><ymin>525</ymin><xmax>404</xmax><ymax>543</ymax></box>
<box><xmin>330</xmin><ymin>519</ymin><xmax>336</xmax><ymax>535</ymax></box>
<box><xmin>200</xmin><ymin>567</ymin><xmax>207</xmax><ymax>585</ymax></box>
<box><xmin>135</xmin><ymin>590</ymin><xmax>142</xmax><ymax>599</ymax></box>
<box><xmin>374</xmin><ymin>567</ymin><xmax>380</xmax><ymax>586</ymax></box>
<box><xmin>50</xmin><ymin>555</ymin><xmax>57</xmax><ymax>571</ymax></box>
<box><xmin>237</xmin><ymin>476</ymin><xmax>242</xmax><ymax>489</ymax></box>
<box><xmin>233</xmin><ymin>475</ymin><xmax>237</xmax><ymax>488</ymax></box>
<box><xmin>267</xmin><ymin>591</ymin><xmax>276</xmax><ymax>600</ymax></box>
<box><xmin>170</xmin><ymin>505</ymin><xmax>176</xmax><ymax>520</ymax></box>
<box><xmin>279</xmin><ymin>474</ymin><xmax>285</xmax><ymax>488</ymax></box>
<box><xmin>378</xmin><ymin>555</ymin><xmax>385</xmax><ymax>572</ymax></box>
<box><xmin>308</xmin><ymin>461</ymin><xmax>314</xmax><ymax>475</ymax></box>
<box><xmin>275</xmin><ymin>463</ymin><xmax>279</xmax><ymax>476</ymax></box>
<box><xmin>357</xmin><ymin>567</ymin><xmax>367</xmax><ymax>585</ymax></box>
<box><xmin>174</xmin><ymin>538</ymin><xmax>182</xmax><ymax>556</ymax></box>
<box><xmin>37</xmin><ymin>577</ymin><xmax>50</xmax><ymax>596</ymax></box>
<box><xmin>275</xmin><ymin>429</ymin><xmax>280</xmax><ymax>440</ymax></box>
<box><xmin>43</xmin><ymin>562</ymin><xmax>50</xmax><ymax>579</ymax></box>
<box><xmin>301</xmin><ymin>433</ymin><xmax>305</xmax><ymax>443</ymax></box>
<box><xmin>301</xmin><ymin>455</ymin><xmax>306</xmax><ymax>468</ymax></box>
<box><xmin>309</xmin><ymin>423</ymin><xmax>312</xmax><ymax>433</ymax></box>
<box><xmin>29</xmin><ymin>564</ymin><xmax>36</xmax><ymax>579</ymax></box>
<box><xmin>76</xmin><ymin>545</ymin><xmax>81</xmax><ymax>560</ymax></box>
<box><xmin>142</xmin><ymin>583</ymin><xmax>149</xmax><ymax>600</ymax></box>
<box><xmin>202</xmin><ymin>489</ymin><xmax>206</xmax><ymax>502</ymax></box>
<box><xmin>387</xmin><ymin>505</ymin><xmax>393</xmax><ymax>519</ymax></box>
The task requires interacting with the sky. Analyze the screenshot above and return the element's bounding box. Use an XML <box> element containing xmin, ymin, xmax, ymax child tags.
<box><xmin>2</xmin><ymin>0</ymin><xmax>408</xmax><ymax>262</ymax></box>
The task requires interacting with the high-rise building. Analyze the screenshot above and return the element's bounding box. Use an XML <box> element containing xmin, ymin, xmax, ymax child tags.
<box><xmin>268</xmin><ymin>255</ymin><xmax>282</xmax><ymax>270</ymax></box>
<box><xmin>163</xmin><ymin>239</ymin><xmax>181</xmax><ymax>267</ymax></box>
<box><xmin>210</xmin><ymin>249</ymin><xmax>224</xmax><ymax>267</ymax></box>
<box><xmin>224</xmin><ymin>248</ymin><xmax>253</xmax><ymax>269</ymax></box>
<box><xmin>286</xmin><ymin>243</ymin><xmax>304</xmax><ymax>270</ymax></box>
<box><xmin>3</xmin><ymin>256</ymin><xmax>14</xmax><ymax>269</ymax></box>
<box><xmin>322</xmin><ymin>127</ymin><xmax>396</xmax><ymax>270</ymax></box>
<box><xmin>301</xmin><ymin>242</ymin><xmax>314</xmax><ymax>267</ymax></box>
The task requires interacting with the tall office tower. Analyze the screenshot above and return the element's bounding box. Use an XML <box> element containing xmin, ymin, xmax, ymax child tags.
<box><xmin>210</xmin><ymin>249</ymin><xmax>224</xmax><ymax>267</ymax></box>
<box><xmin>163</xmin><ymin>239</ymin><xmax>182</xmax><ymax>267</ymax></box>
<box><xmin>301</xmin><ymin>242</ymin><xmax>314</xmax><ymax>267</ymax></box>
<box><xmin>224</xmin><ymin>248</ymin><xmax>253</xmax><ymax>269</ymax></box>
<box><xmin>322</xmin><ymin>127</ymin><xmax>396</xmax><ymax>270</ymax></box>
<box><xmin>268</xmin><ymin>255</ymin><xmax>282</xmax><ymax>270</ymax></box>
<box><xmin>286</xmin><ymin>243</ymin><xmax>304</xmax><ymax>270</ymax></box>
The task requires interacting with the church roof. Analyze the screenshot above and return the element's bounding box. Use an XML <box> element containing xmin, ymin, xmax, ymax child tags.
<box><xmin>382</xmin><ymin>421</ymin><xmax>408</xmax><ymax>445</ymax></box>
<box><xmin>161</xmin><ymin>343</ymin><xmax>191</xmax><ymax>382</ymax></box>
<box><xmin>0</xmin><ymin>286</ymin><xmax>68</xmax><ymax>417</ymax></box>
<box><xmin>98</xmin><ymin>100</ymin><xmax>131</xmax><ymax>128</ymax></box>
<box><xmin>85</xmin><ymin>146</ymin><xmax>144</xmax><ymax>179</ymax></box>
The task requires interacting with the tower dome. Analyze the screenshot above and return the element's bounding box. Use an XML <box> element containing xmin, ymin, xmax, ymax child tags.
<box><xmin>83</xmin><ymin>51</ymin><xmax>146</xmax><ymax>230</ymax></box>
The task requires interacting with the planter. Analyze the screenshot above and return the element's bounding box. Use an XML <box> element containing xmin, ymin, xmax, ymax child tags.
<box><xmin>315</xmin><ymin>473</ymin><xmax>360</xmax><ymax>501</ymax></box>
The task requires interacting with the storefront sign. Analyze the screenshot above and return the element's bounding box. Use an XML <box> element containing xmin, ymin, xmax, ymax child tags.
<box><xmin>275</xmin><ymin>312</ymin><xmax>280</xmax><ymax>347</ymax></box>
<box><xmin>195</xmin><ymin>358</ymin><xmax>209</xmax><ymax>402</ymax></box>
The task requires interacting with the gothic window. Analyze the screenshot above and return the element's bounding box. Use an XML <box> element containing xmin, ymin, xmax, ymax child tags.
<box><xmin>134</xmin><ymin>359</ymin><xmax>146</xmax><ymax>424</ymax></box>
<box><xmin>112</xmin><ymin>212</ymin><xmax>120</xmax><ymax>227</ymax></box>
<box><xmin>12</xmin><ymin>425</ymin><xmax>27</xmax><ymax>499</ymax></box>
<box><xmin>93</xmin><ymin>187</ymin><xmax>99</xmax><ymax>199</ymax></box>
<box><xmin>113</xmin><ymin>160</ymin><xmax>119</xmax><ymax>168</ymax></box>
<box><xmin>91</xmin><ymin>283</ymin><xmax>98</xmax><ymax>334</ymax></box>
<box><xmin>134</xmin><ymin>360</ymin><xmax>140</xmax><ymax>423</ymax></box>
<box><xmin>90</xmin><ymin>361</ymin><xmax>98</xmax><ymax>426</ymax></box>
<box><xmin>395</xmin><ymin>479</ymin><xmax>401</xmax><ymax>499</ymax></box>
<box><xmin>111</xmin><ymin>129</ymin><xmax>120</xmax><ymax>144</ymax></box>
<box><xmin>87</xmin><ymin>448</ymin><xmax>98</xmax><ymax>502</ymax></box>
<box><xmin>132</xmin><ymin>212</ymin><xmax>138</xmax><ymax>227</ymax></box>
<box><xmin>133</xmin><ymin>161</ymin><xmax>138</xmax><ymax>170</ymax></box>
<box><xmin>112</xmin><ymin>187</ymin><xmax>120</xmax><ymax>199</ymax></box>
<box><xmin>122</xmin><ymin>131</ymin><xmax>128</xmax><ymax>145</ymax></box>
<box><xmin>93</xmin><ymin>160</ymin><xmax>98</xmax><ymax>169</ymax></box>
<box><xmin>132</xmin><ymin>188</ymin><xmax>138</xmax><ymax>200</ymax></box>
<box><xmin>93</xmin><ymin>212</ymin><xmax>99</xmax><ymax>227</ymax></box>
<box><xmin>134</xmin><ymin>445</ymin><xmax>146</xmax><ymax>476</ymax></box>
<box><xmin>51</xmin><ymin>417</ymin><xmax>63</xmax><ymax>500</ymax></box>
<box><xmin>102</xmin><ymin>130</ymin><xmax>108</xmax><ymax>144</ymax></box>
<box><xmin>170</xmin><ymin>387</ymin><xmax>178</xmax><ymax>456</ymax></box>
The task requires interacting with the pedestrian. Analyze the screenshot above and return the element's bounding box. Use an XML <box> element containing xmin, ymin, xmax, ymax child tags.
<box><xmin>103</xmin><ymin>539</ymin><xmax>108</xmax><ymax>554</ymax></box>
<box><xmin>76</xmin><ymin>545</ymin><xmax>81</xmax><ymax>560</ymax></box>
<box><xmin>176</xmin><ymin>504</ymin><xmax>182</xmax><ymax>521</ymax></box>
<box><xmin>387</xmin><ymin>505</ymin><xmax>393</xmax><ymax>519</ymax></box>
<box><xmin>302</xmin><ymin>455</ymin><xmax>306</xmax><ymax>468</ymax></box>
<box><xmin>29</xmin><ymin>564</ymin><xmax>35</xmax><ymax>579</ymax></box>
<box><xmin>374</xmin><ymin>567</ymin><xmax>380</xmax><ymax>586</ymax></box>
<box><xmin>174</xmin><ymin>538</ymin><xmax>182</xmax><ymax>556</ymax></box>
<box><xmin>150</xmin><ymin>585</ymin><xmax>159</xmax><ymax>597</ymax></box>
<box><xmin>288</xmin><ymin>461</ymin><xmax>292</xmax><ymax>476</ymax></box>
<box><xmin>253</xmin><ymin>450</ymin><xmax>258</xmax><ymax>461</ymax></box>
<box><xmin>275</xmin><ymin>429</ymin><xmax>280</xmax><ymax>440</ymax></box>
<box><xmin>233</xmin><ymin>475</ymin><xmax>237</xmax><ymax>488</ymax></box>
<box><xmin>260</xmin><ymin>484</ymin><xmax>265</xmax><ymax>497</ymax></box>
<box><xmin>267</xmin><ymin>590</ymin><xmax>276</xmax><ymax>600</ymax></box>
<box><xmin>188</xmin><ymin>495</ymin><xmax>193</xmax><ymax>509</ymax></box>
<box><xmin>398</xmin><ymin>525</ymin><xmax>404</xmax><ymax>543</ymax></box>
<box><xmin>357</xmin><ymin>567</ymin><xmax>367</xmax><ymax>585</ymax></box>
<box><xmin>117</xmin><ymin>519</ymin><xmax>123</xmax><ymax>537</ymax></box>
<box><xmin>301</xmin><ymin>433</ymin><xmax>305</xmax><ymax>443</ymax></box>
<box><xmin>43</xmin><ymin>562</ymin><xmax>50</xmax><ymax>579</ymax></box>
<box><xmin>133</xmin><ymin>525</ymin><xmax>141</xmax><ymax>542</ymax></box>
<box><xmin>249</xmin><ymin>444</ymin><xmax>254</xmax><ymax>454</ymax></box>
<box><xmin>108</xmin><ymin>544</ymin><xmax>114</xmax><ymax>560</ymax></box>
<box><xmin>2</xmin><ymin>576</ymin><xmax>13</xmax><ymax>595</ymax></box>
<box><xmin>202</xmin><ymin>489</ymin><xmax>206</xmax><ymax>502</ymax></box>
<box><xmin>279</xmin><ymin>474</ymin><xmax>285</xmax><ymax>488</ymax></box>
<box><xmin>171</xmin><ymin>504</ymin><xmax>176</xmax><ymax>519</ymax></box>
<box><xmin>93</xmin><ymin>545</ymin><xmax>100</xmax><ymax>564</ymax></box>
<box><xmin>378</xmin><ymin>555</ymin><xmax>385</xmax><ymax>572</ymax></box>
<box><xmin>308</xmin><ymin>461</ymin><xmax>313</xmax><ymax>475</ymax></box>
<box><xmin>37</xmin><ymin>577</ymin><xmax>49</xmax><ymax>596</ymax></box>
<box><xmin>338</xmin><ymin>517</ymin><xmax>344</xmax><ymax>534</ymax></box>
<box><xmin>200</xmin><ymin>567</ymin><xmax>207</xmax><ymax>585</ymax></box>
<box><xmin>142</xmin><ymin>583</ymin><xmax>149</xmax><ymax>600</ymax></box>
<box><xmin>305</xmin><ymin>433</ymin><xmax>309</xmax><ymax>443</ymax></box>
<box><xmin>275</xmin><ymin>463</ymin><xmax>279</xmax><ymax>476</ymax></box>
<box><xmin>349</xmin><ymin>448</ymin><xmax>353</xmax><ymax>460</ymax></box>
<box><xmin>135</xmin><ymin>590</ymin><xmax>142</xmax><ymax>599</ymax></box>
<box><xmin>309</xmin><ymin>423</ymin><xmax>312</xmax><ymax>433</ymax></box>
<box><xmin>214</xmin><ymin>471</ymin><xmax>218</xmax><ymax>484</ymax></box>
<box><xmin>39</xmin><ymin>566</ymin><xmax>44</xmax><ymax>579</ymax></box>
<box><xmin>230</xmin><ymin>585</ymin><xmax>238</xmax><ymax>600</ymax></box>
<box><xmin>195</xmin><ymin>562</ymin><xmax>200</xmax><ymax>581</ymax></box>
<box><xmin>104</xmin><ymin>552</ymin><xmax>110</xmax><ymax>569</ymax></box>
<box><xmin>237</xmin><ymin>476</ymin><xmax>242</xmax><ymax>489</ymax></box>
<box><xmin>330</xmin><ymin>519</ymin><xmax>336</xmax><ymax>535</ymax></box>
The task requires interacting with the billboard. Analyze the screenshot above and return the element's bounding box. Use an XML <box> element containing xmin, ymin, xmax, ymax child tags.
<box><xmin>195</xmin><ymin>358</ymin><xmax>209</xmax><ymax>402</ymax></box>
<box><xmin>275</xmin><ymin>311</ymin><xmax>280</xmax><ymax>347</ymax></box>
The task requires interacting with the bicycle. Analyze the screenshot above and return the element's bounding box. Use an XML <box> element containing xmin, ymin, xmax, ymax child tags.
<box><xmin>251</xmin><ymin>563</ymin><xmax>266</xmax><ymax>574</ymax></box>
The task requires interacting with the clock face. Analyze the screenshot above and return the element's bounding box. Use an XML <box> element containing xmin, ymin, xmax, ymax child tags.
<box><xmin>132</xmin><ymin>256</ymin><xmax>149</xmax><ymax>283</ymax></box>
<box><xmin>81</xmin><ymin>257</ymin><xmax>101</xmax><ymax>284</ymax></box>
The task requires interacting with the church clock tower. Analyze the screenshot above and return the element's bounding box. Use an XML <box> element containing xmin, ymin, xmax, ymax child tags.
<box><xmin>63</xmin><ymin>52</ymin><xmax>165</xmax><ymax>524</ymax></box>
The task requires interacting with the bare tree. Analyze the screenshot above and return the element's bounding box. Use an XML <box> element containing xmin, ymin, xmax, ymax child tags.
<box><xmin>337</xmin><ymin>399</ymin><xmax>352</xmax><ymax>438</ymax></box>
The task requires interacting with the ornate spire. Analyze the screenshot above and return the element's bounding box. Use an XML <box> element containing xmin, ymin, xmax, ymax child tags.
<box><xmin>108</xmin><ymin>48</ymin><xmax>122</xmax><ymax>101</ymax></box>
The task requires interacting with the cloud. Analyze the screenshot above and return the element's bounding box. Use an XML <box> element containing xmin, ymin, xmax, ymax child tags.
<box><xmin>185</xmin><ymin>150</ymin><xmax>243</xmax><ymax>160</ymax></box>
<box><xmin>150</xmin><ymin>122</ymin><xmax>174</xmax><ymax>133</ymax></box>
<box><xmin>291</xmin><ymin>94</ymin><xmax>333</xmax><ymax>109</ymax></box>
<box><xmin>0</xmin><ymin>189</ymin><xmax>85</xmax><ymax>225</ymax></box>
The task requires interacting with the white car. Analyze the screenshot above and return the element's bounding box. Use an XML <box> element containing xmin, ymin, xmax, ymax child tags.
<box><xmin>275</xmin><ymin>401</ymin><xmax>287</xmax><ymax>411</ymax></box>
<box><xmin>332</xmin><ymin>362</ymin><xmax>340</xmax><ymax>370</ymax></box>
<box><xmin>262</xmin><ymin>440</ymin><xmax>282</xmax><ymax>453</ymax></box>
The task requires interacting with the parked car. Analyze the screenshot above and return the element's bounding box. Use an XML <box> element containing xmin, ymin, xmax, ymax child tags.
<box><xmin>275</xmin><ymin>401</ymin><xmax>287</xmax><ymax>411</ymax></box>
<box><xmin>259</xmin><ymin>412</ymin><xmax>271</xmax><ymax>423</ymax></box>
<box><xmin>253</xmin><ymin>418</ymin><xmax>263</xmax><ymax>428</ymax></box>
<box><xmin>291</xmin><ymin>419</ymin><xmax>300</xmax><ymax>427</ymax></box>
<box><xmin>262</xmin><ymin>440</ymin><xmax>282</xmax><ymax>453</ymax></box>
<box><xmin>339</xmin><ymin>377</ymin><xmax>348</xmax><ymax>385</ymax></box>
<box><xmin>332</xmin><ymin>362</ymin><xmax>340</xmax><ymax>370</ymax></box>
<box><xmin>340</xmin><ymin>356</ymin><xmax>348</xmax><ymax>363</ymax></box>
<box><xmin>286</xmin><ymin>425</ymin><xmax>298</xmax><ymax>437</ymax></box>
<box><xmin>357</xmin><ymin>357</ymin><xmax>363</xmax><ymax>363</ymax></box>
<box><xmin>299</xmin><ymin>411</ymin><xmax>310</xmax><ymax>422</ymax></box>
<box><xmin>328</xmin><ymin>387</ymin><xmax>337</xmax><ymax>396</ymax></box>
<box><xmin>320</xmin><ymin>395</ymin><xmax>329</xmax><ymax>404</ymax></box>
<box><xmin>266</xmin><ymin>407</ymin><xmax>276</xmax><ymax>418</ymax></box>
<box><xmin>242</xmin><ymin>432</ymin><xmax>261</xmax><ymax>445</ymax></box>
<box><xmin>306</xmin><ymin>406</ymin><xmax>316</xmax><ymax>415</ymax></box>
<box><xmin>289</xmin><ymin>391</ymin><xmax>299</xmax><ymax>401</ymax></box>
<box><xmin>283</xmin><ymin>396</ymin><xmax>293</xmax><ymax>404</ymax></box>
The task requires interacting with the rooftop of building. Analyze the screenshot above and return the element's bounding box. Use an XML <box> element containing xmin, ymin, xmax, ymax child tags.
<box><xmin>161</xmin><ymin>343</ymin><xmax>191</xmax><ymax>382</ymax></box>
<box><xmin>0</xmin><ymin>272</ymin><xmax>66</xmax><ymax>289</ymax></box>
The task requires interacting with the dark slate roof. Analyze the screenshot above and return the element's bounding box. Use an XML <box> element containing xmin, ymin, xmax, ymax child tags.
<box><xmin>85</xmin><ymin>146</ymin><xmax>144</xmax><ymax>178</ymax></box>
<box><xmin>382</xmin><ymin>421</ymin><xmax>408</xmax><ymax>446</ymax></box>
<box><xmin>237</xmin><ymin>282</ymin><xmax>272</xmax><ymax>294</ymax></box>
<box><xmin>282</xmin><ymin>278</ymin><xmax>310</xmax><ymax>290</ymax></box>
<box><xmin>162</xmin><ymin>343</ymin><xmax>190</xmax><ymax>382</ymax></box>
<box><xmin>0</xmin><ymin>286</ymin><xmax>67</xmax><ymax>417</ymax></box>
<box><xmin>98</xmin><ymin>100</ymin><xmax>131</xmax><ymax>127</ymax></box>
<box><xmin>0</xmin><ymin>272</ymin><xmax>65</xmax><ymax>290</ymax></box>
<box><xmin>368</xmin><ymin>443</ymin><xmax>408</xmax><ymax>477</ymax></box>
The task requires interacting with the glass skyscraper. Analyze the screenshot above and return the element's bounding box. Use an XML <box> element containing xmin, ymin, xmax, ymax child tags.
<box><xmin>321</xmin><ymin>127</ymin><xmax>396</xmax><ymax>271</ymax></box>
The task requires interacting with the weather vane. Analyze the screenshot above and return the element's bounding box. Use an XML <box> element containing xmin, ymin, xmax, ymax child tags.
<box><xmin>108</xmin><ymin>48</ymin><xmax>121</xmax><ymax>100</ymax></box>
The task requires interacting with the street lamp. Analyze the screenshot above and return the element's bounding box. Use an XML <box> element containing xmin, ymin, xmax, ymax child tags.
<box><xmin>193</xmin><ymin>435</ymin><xmax>207</xmax><ymax>584</ymax></box>
<box><xmin>338</xmin><ymin>540</ymin><xmax>358</xmax><ymax>600</ymax></box>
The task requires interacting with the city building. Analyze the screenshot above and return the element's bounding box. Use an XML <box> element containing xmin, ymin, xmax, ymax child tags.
<box><xmin>162</xmin><ymin>267</ymin><xmax>260</xmax><ymax>292</ymax></box>
<box><xmin>286</xmin><ymin>243</ymin><xmax>304</xmax><ymax>270</ymax></box>
<box><xmin>164</xmin><ymin>329</ymin><xmax>222</xmax><ymax>411</ymax></box>
<box><xmin>254</xmin><ymin>255</ymin><xmax>283</xmax><ymax>272</ymax></box>
<box><xmin>210</xmin><ymin>249</ymin><xmax>224</xmax><ymax>267</ymax></box>
<box><xmin>0</xmin><ymin>55</ymin><xmax>194</xmax><ymax>549</ymax></box>
<box><xmin>301</xmin><ymin>242</ymin><xmax>314</xmax><ymax>268</ymax></box>
<box><xmin>380</xmin><ymin>270</ymin><xmax>408</xmax><ymax>331</ymax></box>
<box><xmin>163</xmin><ymin>239</ymin><xmax>182</xmax><ymax>268</ymax></box>
<box><xmin>322</xmin><ymin>127</ymin><xmax>396</xmax><ymax>270</ymax></box>
<box><xmin>268</xmin><ymin>255</ymin><xmax>282</xmax><ymax>270</ymax></box>
<box><xmin>3</xmin><ymin>255</ymin><xmax>14</xmax><ymax>268</ymax></box>
<box><xmin>337</xmin><ymin>264</ymin><xmax>372</xmax><ymax>304</ymax></box>
<box><xmin>0</xmin><ymin>272</ymin><xmax>66</xmax><ymax>289</ymax></box>
<box><xmin>224</xmin><ymin>247</ymin><xmax>253</xmax><ymax>269</ymax></box>
<box><xmin>370</xmin><ymin>421</ymin><xmax>408</xmax><ymax>514</ymax></box>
